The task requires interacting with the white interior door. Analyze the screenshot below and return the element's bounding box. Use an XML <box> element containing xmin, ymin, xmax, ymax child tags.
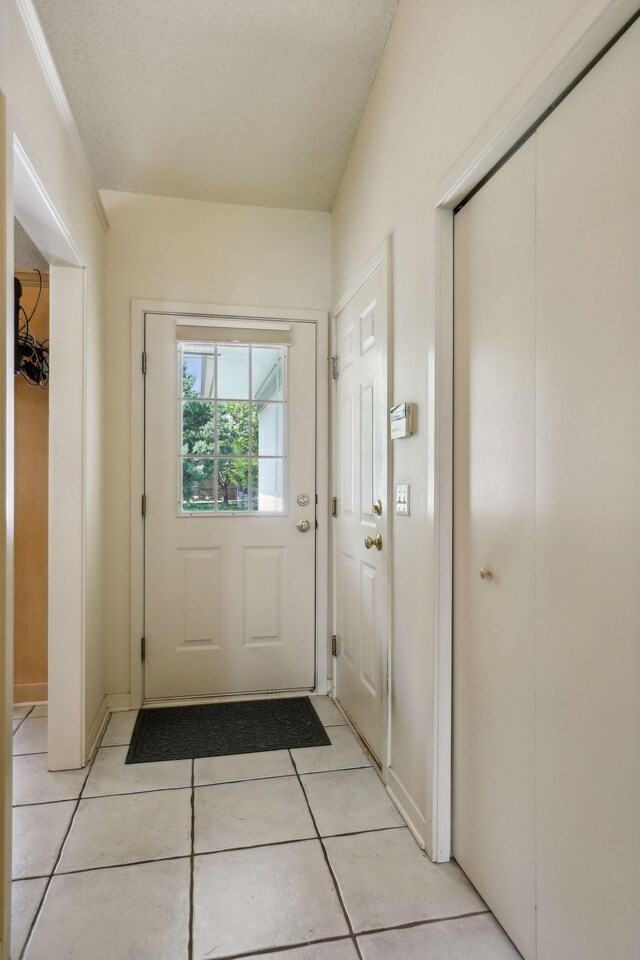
<box><xmin>453</xmin><ymin>19</ymin><xmax>640</xmax><ymax>960</ymax></box>
<box><xmin>144</xmin><ymin>314</ymin><xmax>317</xmax><ymax>700</ymax></box>
<box><xmin>534</xmin><ymin>19</ymin><xmax>640</xmax><ymax>960</ymax></box>
<box><xmin>453</xmin><ymin>138</ymin><xmax>537</xmax><ymax>960</ymax></box>
<box><xmin>334</xmin><ymin>257</ymin><xmax>389</xmax><ymax>765</ymax></box>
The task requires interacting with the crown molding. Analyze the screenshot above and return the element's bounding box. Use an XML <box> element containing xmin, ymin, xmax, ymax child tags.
<box><xmin>16</xmin><ymin>0</ymin><xmax>109</xmax><ymax>232</ymax></box>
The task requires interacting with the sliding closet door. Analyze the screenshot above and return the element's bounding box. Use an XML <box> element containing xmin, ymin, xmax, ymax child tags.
<box><xmin>453</xmin><ymin>138</ymin><xmax>536</xmax><ymax>959</ymax></box>
<box><xmin>535</xmin><ymin>19</ymin><xmax>640</xmax><ymax>960</ymax></box>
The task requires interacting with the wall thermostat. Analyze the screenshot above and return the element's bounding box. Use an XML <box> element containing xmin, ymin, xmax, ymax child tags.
<box><xmin>390</xmin><ymin>402</ymin><xmax>415</xmax><ymax>439</ymax></box>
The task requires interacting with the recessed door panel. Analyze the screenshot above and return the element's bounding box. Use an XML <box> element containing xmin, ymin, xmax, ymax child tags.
<box><xmin>360</xmin><ymin>302</ymin><xmax>376</xmax><ymax>354</ymax></box>
<box><xmin>360</xmin><ymin>382</ymin><xmax>374</xmax><ymax>523</ymax></box>
<box><xmin>342</xmin><ymin>394</ymin><xmax>355</xmax><ymax>516</ymax></box>
<box><xmin>243</xmin><ymin>547</ymin><xmax>283</xmax><ymax>647</ymax></box>
<box><xmin>180</xmin><ymin>548</ymin><xmax>221</xmax><ymax>649</ymax></box>
<box><xmin>339</xmin><ymin>553</ymin><xmax>355</xmax><ymax>668</ymax></box>
<box><xmin>359</xmin><ymin>561</ymin><xmax>378</xmax><ymax>697</ymax></box>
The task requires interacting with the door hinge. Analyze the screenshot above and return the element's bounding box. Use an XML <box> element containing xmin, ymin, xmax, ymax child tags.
<box><xmin>331</xmin><ymin>635</ymin><xmax>338</xmax><ymax>657</ymax></box>
<box><xmin>331</xmin><ymin>496</ymin><xmax>337</xmax><ymax>517</ymax></box>
<box><xmin>141</xmin><ymin>494</ymin><xmax>147</xmax><ymax>517</ymax></box>
<box><xmin>142</xmin><ymin>351</ymin><xmax>147</xmax><ymax>375</ymax></box>
<box><xmin>330</xmin><ymin>356</ymin><xmax>339</xmax><ymax>380</ymax></box>
<box><xmin>141</xmin><ymin>637</ymin><xmax>146</xmax><ymax>661</ymax></box>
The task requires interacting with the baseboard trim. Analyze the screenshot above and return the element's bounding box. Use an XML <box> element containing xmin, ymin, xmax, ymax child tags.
<box><xmin>14</xmin><ymin>681</ymin><xmax>48</xmax><ymax>703</ymax></box>
<box><xmin>85</xmin><ymin>696</ymin><xmax>110</xmax><ymax>763</ymax></box>
<box><xmin>387</xmin><ymin>767</ymin><xmax>429</xmax><ymax>853</ymax></box>
<box><xmin>106</xmin><ymin>693</ymin><xmax>131</xmax><ymax>712</ymax></box>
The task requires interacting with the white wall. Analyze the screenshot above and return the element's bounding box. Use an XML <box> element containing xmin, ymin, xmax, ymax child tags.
<box><xmin>332</xmin><ymin>0</ymin><xmax>587</xmax><ymax>849</ymax></box>
<box><xmin>0</xmin><ymin>1</ymin><xmax>107</xmax><ymax>751</ymax></box>
<box><xmin>101</xmin><ymin>190</ymin><xmax>331</xmax><ymax>696</ymax></box>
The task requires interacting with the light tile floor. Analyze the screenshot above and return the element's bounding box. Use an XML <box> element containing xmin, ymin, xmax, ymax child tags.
<box><xmin>11</xmin><ymin>697</ymin><xmax>523</xmax><ymax>960</ymax></box>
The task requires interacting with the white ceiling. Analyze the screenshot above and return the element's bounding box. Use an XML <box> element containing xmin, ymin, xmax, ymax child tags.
<box><xmin>33</xmin><ymin>0</ymin><xmax>398</xmax><ymax>211</ymax></box>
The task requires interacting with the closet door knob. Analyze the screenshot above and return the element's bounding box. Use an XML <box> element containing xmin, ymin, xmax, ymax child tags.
<box><xmin>479</xmin><ymin>567</ymin><xmax>492</xmax><ymax>580</ymax></box>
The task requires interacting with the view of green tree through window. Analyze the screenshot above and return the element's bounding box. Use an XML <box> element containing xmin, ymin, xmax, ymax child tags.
<box><xmin>179</xmin><ymin>343</ymin><xmax>286</xmax><ymax>513</ymax></box>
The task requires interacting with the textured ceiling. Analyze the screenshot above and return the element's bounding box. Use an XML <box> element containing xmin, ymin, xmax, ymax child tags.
<box><xmin>33</xmin><ymin>0</ymin><xmax>398</xmax><ymax>211</ymax></box>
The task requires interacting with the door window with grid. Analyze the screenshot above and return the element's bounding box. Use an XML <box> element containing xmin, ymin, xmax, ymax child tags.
<box><xmin>179</xmin><ymin>342</ymin><xmax>286</xmax><ymax>514</ymax></box>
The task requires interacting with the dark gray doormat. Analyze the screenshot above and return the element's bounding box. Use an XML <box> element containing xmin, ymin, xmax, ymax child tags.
<box><xmin>125</xmin><ymin>696</ymin><xmax>330</xmax><ymax>764</ymax></box>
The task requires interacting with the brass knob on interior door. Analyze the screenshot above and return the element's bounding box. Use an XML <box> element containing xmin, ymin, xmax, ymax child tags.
<box><xmin>297</xmin><ymin>519</ymin><xmax>311</xmax><ymax>533</ymax></box>
<box><xmin>479</xmin><ymin>567</ymin><xmax>492</xmax><ymax>580</ymax></box>
<box><xmin>364</xmin><ymin>534</ymin><xmax>383</xmax><ymax>551</ymax></box>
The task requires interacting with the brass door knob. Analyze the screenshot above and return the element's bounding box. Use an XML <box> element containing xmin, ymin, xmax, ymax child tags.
<box><xmin>297</xmin><ymin>519</ymin><xmax>311</xmax><ymax>533</ymax></box>
<box><xmin>364</xmin><ymin>534</ymin><xmax>383</xmax><ymax>551</ymax></box>
<box><xmin>479</xmin><ymin>567</ymin><xmax>492</xmax><ymax>580</ymax></box>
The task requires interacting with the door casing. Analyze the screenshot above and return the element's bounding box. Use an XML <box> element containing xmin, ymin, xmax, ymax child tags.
<box><xmin>130</xmin><ymin>300</ymin><xmax>330</xmax><ymax>709</ymax></box>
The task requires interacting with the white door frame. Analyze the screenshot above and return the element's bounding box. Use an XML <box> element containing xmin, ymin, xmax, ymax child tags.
<box><xmin>11</xmin><ymin>136</ymin><xmax>87</xmax><ymax>774</ymax></box>
<box><xmin>330</xmin><ymin>238</ymin><xmax>392</xmax><ymax>782</ymax></box>
<box><xmin>1</xmin><ymin>111</ymin><xmax>88</xmax><ymax>960</ymax></box>
<box><xmin>428</xmin><ymin>0</ymin><xmax>640</xmax><ymax>862</ymax></box>
<box><xmin>130</xmin><ymin>299</ymin><xmax>330</xmax><ymax>709</ymax></box>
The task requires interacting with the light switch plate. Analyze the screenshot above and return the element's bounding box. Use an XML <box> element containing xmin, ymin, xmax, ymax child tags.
<box><xmin>395</xmin><ymin>484</ymin><xmax>409</xmax><ymax>516</ymax></box>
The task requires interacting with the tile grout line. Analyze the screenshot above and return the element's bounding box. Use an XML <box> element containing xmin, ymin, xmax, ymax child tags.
<box><xmin>16</xmin><ymin>824</ymin><xmax>410</xmax><ymax>882</ymax></box>
<box><xmin>13</xmin><ymin>782</ymin><xmax>192</xmax><ymax>807</ymax></box>
<box><xmin>208</xmin><ymin>908</ymin><xmax>494</xmax><ymax>960</ymax></box>
<box><xmin>20</xmin><ymin>853</ymin><xmax>190</xmax><ymax>881</ymax></box>
<box><xmin>354</xmin><ymin>908</ymin><xmax>492</xmax><ymax>939</ymax></box>
<box><xmin>188</xmin><ymin>758</ymin><xmax>195</xmax><ymax>960</ymax></box>
<box><xmin>12</xmin><ymin>761</ymin><xmax>372</xmax><ymax>809</ymax></box>
<box><xmin>17</xmin><ymin>734</ymin><xmax>101</xmax><ymax>960</ymax></box>
<box><xmin>203</xmin><ymin>933</ymin><xmax>354</xmax><ymax>960</ymax></box>
<box><xmin>288</xmin><ymin>748</ymin><xmax>365</xmax><ymax>960</ymax></box>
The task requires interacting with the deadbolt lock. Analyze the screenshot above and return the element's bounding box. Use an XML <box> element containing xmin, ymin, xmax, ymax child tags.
<box><xmin>373</xmin><ymin>500</ymin><xmax>382</xmax><ymax>516</ymax></box>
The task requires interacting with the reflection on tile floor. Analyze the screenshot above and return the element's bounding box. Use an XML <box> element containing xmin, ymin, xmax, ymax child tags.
<box><xmin>11</xmin><ymin>696</ymin><xmax>523</xmax><ymax>960</ymax></box>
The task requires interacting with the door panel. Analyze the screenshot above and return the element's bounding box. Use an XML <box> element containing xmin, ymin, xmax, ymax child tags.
<box><xmin>453</xmin><ymin>138</ymin><xmax>537</xmax><ymax>959</ymax></box>
<box><xmin>144</xmin><ymin>316</ymin><xmax>317</xmax><ymax>699</ymax></box>
<box><xmin>334</xmin><ymin>259</ymin><xmax>389</xmax><ymax>764</ymax></box>
<box><xmin>180</xmin><ymin>548</ymin><xmax>220</xmax><ymax>648</ymax></box>
<box><xmin>535</xmin><ymin>19</ymin><xmax>640</xmax><ymax>959</ymax></box>
<box><xmin>453</xmin><ymin>21</ymin><xmax>640</xmax><ymax>960</ymax></box>
<box><xmin>243</xmin><ymin>546</ymin><xmax>283</xmax><ymax>646</ymax></box>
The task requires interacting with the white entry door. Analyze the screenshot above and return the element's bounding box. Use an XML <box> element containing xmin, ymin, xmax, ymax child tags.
<box><xmin>144</xmin><ymin>314</ymin><xmax>317</xmax><ymax>700</ymax></box>
<box><xmin>334</xmin><ymin>254</ymin><xmax>389</xmax><ymax>764</ymax></box>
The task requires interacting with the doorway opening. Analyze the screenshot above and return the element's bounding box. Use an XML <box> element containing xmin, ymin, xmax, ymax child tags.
<box><xmin>12</xmin><ymin>219</ymin><xmax>50</xmax><ymax>754</ymax></box>
<box><xmin>130</xmin><ymin>302</ymin><xmax>330</xmax><ymax>709</ymax></box>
